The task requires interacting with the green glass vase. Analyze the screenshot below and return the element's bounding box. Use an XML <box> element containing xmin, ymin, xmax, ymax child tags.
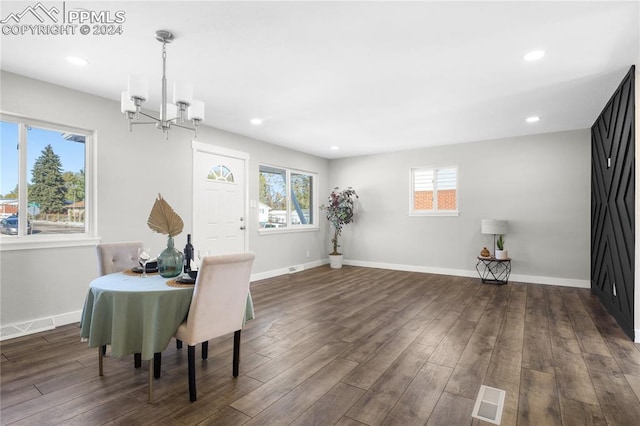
<box><xmin>158</xmin><ymin>235</ymin><xmax>184</xmax><ymax>278</ymax></box>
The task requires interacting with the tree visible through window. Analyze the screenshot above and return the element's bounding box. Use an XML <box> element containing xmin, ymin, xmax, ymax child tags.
<box><xmin>259</xmin><ymin>165</ymin><xmax>316</xmax><ymax>229</ymax></box>
<box><xmin>411</xmin><ymin>166</ymin><xmax>458</xmax><ymax>214</ymax></box>
<box><xmin>1</xmin><ymin>117</ymin><xmax>91</xmax><ymax>238</ymax></box>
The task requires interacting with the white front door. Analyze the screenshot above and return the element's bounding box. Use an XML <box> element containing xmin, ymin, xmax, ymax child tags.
<box><xmin>192</xmin><ymin>141</ymin><xmax>248</xmax><ymax>257</ymax></box>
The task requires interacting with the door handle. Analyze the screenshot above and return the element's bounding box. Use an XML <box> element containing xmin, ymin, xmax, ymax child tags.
<box><xmin>240</xmin><ymin>226</ymin><xmax>246</xmax><ymax>230</ymax></box>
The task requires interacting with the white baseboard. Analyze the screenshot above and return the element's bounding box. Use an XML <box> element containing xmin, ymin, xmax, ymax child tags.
<box><xmin>251</xmin><ymin>259</ymin><xmax>326</xmax><ymax>281</ymax></box>
<box><xmin>343</xmin><ymin>259</ymin><xmax>590</xmax><ymax>288</ymax></box>
<box><xmin>55</xmin><ymin>310</ymin><xmax>83</xmax><ymax>327</ymax></box>
<box><xmin>345</xmin><ymin>259</ymin><xmax>474</xmax><ymax>278</ymax></box>
<box><xmin>508</xmin><ymin>273</ymin><xmax>589</xmax><ymax>288</ymax></box>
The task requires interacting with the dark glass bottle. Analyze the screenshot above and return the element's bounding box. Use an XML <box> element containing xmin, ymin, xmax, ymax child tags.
<box><xmin>183</xmin><ymin>234</ymin><xmax>194</xmax><ymax>273</ymax></box>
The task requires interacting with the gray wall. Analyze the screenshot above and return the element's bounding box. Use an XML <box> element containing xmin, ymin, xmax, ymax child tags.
<box><xmin>1</xmin><ymin>70</ymin><xmax>593</xmax><ymax>331</ymax></box>
<box><xmin>329</xmin><ymin>130</ymin><xmax>591</xmax><ymax>285</ymax></box>
<box><xmin>0</xmin><ymin>71</ymin><xmax>330</xmax><ymax>326</ymax></box>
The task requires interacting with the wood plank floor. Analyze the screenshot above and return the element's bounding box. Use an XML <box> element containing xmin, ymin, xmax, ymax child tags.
<box><xmin>2</xmin><ymin>266</ymin><xmax>640</xmax><ymax>425</ymax></box>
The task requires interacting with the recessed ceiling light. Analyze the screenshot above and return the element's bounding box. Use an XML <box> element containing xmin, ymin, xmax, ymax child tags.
<box><xmin>250</xmin><ymin>118</ymin><xmax>263</xmax><ymax>125</ymax></box>
<box><xmin>330</xmin><ymin>146</ymin><xmax>339</xmax><ymax>151</ymax></box>
<box><xmin>66</xmin><ymin>56</ymin><xmax>89</xmax><ymax>66</ymax></box>
<box><xmin>524</xmin><ymin>50</ymin><xmax>545</xmax><ymax>61</ymax></box>
<box><xmin>526</xmin><ymin>116</ymin><xmax>541</xmax><ymax>123</ymax></box>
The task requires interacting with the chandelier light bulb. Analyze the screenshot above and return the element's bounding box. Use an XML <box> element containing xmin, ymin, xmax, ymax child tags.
<box><xmin>127</xmin><ymin>74</ymin><xmax>148</xmax><ymax>102</ymax></box>
<box><xmin>120</xmin><ymin>91</ymin><xmax>136</xmax><ymax>113</ymax></box>
<box><xmin>188</xmin><ymin>100</ymin><xmax>205</xmax><ymax>121</ymax></box>
<box><xmin>173</xmin><ymin>80</ymin><xmax>194</xmax><ymax>105</ymax></box>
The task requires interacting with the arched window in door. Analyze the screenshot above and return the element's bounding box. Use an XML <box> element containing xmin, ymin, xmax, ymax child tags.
<box><xmin>207</xmin><ymin>165</ymin><xmax>235</xmax><ymax>183</ymax></box>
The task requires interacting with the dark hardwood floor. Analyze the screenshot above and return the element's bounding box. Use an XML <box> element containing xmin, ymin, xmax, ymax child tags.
<box><xmin>2</xmin><ymin>266</ymin><xmax>640</xmax><ymax>425</ymax></box>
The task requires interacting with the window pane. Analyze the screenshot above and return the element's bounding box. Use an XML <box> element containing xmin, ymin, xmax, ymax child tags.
<box><xmin>436</xmin><ymin>188</ymin><xmax>456</xmax><ymax>210</ymax></box>
<box><xmin>259</xmin><ymin>166</ymin><xmax>287</xmax><ymax>228</ymax></box>
<box><xmin>28</xmin><ymin>126</ymin><xmax>86</xmax><ymax>235</ymax></box>
<box><xmin>207</xmin><ymin>164</ymin><xmax>234</xmax><ymax>182</ymax></box>
<box><xmin>290</xmin><ymin>173</ymin><xmax>313</xmax><ymax>225</ymax></box>
<box><xmin>1</xmin><ymin>121</ymin><xmax>19</xmax><ymax>225</ymax></box>
<box><xmin>414</xmin><ymin>169</ymin><xmax>433</xmax><ymax>210</ymax></box>
<box><xmin>436</xmin><ymin>168</ymin><xmax>457</xmax><ymax>211</ymax></box>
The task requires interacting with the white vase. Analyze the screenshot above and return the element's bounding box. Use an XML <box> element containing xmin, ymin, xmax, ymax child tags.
<box><xmin>329</xmin><ymin>254</ymin><xmax>344</xmax><ymax>269</ymax></box>
<box><xmin>495</xmin><ymin>249</ymin><xmax>508</xmax><ymax>260</ymax></box>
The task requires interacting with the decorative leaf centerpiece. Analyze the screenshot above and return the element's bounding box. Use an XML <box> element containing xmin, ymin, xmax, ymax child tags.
<box><xmin>147</xmin><ymin>194</ymin><xmax>184</xmax><ymax>237</ymax></box>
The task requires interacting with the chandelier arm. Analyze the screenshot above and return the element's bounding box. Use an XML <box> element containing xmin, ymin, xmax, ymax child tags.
<box><xmin>137</xmin><ymin>111</ymin><xmax>161</xmax><ymax>121</ymax></box>
<box><xmin>130</xmin><ymin>121</ymin><xmax>159</xmax><ymax>126</ymax></box>
<box><xmin>172</xmin><ymin>122</ymin><xmax>197</xmax><ymax>131</ymax></box>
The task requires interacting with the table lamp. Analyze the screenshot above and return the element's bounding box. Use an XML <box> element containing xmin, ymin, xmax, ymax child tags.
<box><xmin>481</xmin><ymin>219</ymin><xmax>508</xmax><ymax>256</ymax></box>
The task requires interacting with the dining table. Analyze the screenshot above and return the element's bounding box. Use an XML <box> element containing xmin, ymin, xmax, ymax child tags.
<box><xmin>80</xmin><ymin>270</ymin><xmax>254</xmax><ymax>364</ymax></box>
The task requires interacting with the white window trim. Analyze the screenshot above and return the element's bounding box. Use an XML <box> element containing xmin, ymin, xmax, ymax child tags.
<box><xmin>258</xmin><ymin>163</ymin><xmax>319</xmax><ymax>234</ymax></box>
<box><xmin>409</xmin><ymin>165</ymin><xmax>460</xmax><ymax>217</ymax></box>
<box><xmin>0</xmin><ymin>112</ymin><xmax>99</xmax><ymax>251</ymax></box>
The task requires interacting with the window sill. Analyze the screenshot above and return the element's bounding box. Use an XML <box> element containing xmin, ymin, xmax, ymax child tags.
<box><xmin>0</xmin><ymin>235</ymin><xmax>100</xmax><ymax>251</ymax></box>
<box><xmin>258</xmin><ymin>226</ymin><xmax>319</xmax><ymax>236</ymax></box>
<box><xmin>409</xmin><ymin>211</ymin><xmax>460</xmax><ymax>217</ymax></box>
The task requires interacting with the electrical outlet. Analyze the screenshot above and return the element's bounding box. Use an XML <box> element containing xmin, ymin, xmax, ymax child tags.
<box><xmin>306</xmin><ymin>250</ymin><xmax>310</xmax><ymax>258</ymax></box>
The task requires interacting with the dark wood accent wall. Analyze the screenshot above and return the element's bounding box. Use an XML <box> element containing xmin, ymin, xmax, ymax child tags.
<box><xmin>591</xmin><ymin>65</ymin><xmax>635</xmax><ymax>340</ymax></box>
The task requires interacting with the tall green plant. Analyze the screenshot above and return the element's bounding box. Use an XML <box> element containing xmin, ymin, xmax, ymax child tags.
<box><xmin>321</xmin><ymin>187</ymin><xmax>358</xmax><ymax>255</ymax></box>
<box><xmin>30</xmin><ymin>144</ymin><xmax>66</xmax><ymax>214</ymax></box>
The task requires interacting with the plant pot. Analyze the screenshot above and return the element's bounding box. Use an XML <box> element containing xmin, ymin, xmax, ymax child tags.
<box><xmin>495</xmin><ymin>249</ymin><xmax>508</xmax><ymax>260</ymax></box>
<box><xmin>329</xmin><ymin>254</ymin><xmax>344</xmax><ymax>269</ymax></box>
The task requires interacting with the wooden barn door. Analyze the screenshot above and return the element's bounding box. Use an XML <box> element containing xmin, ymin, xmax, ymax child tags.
<box><xmin>591</xmin><ymin>66</ymin><xmax>635</xmax><ymax>339</ymax></box>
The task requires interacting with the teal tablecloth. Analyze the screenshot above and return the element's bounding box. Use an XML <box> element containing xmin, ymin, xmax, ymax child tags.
<box><xmin>80</xmin><ymin>272</ymin><xmax>254</xmax><ymax>360</ymax></box>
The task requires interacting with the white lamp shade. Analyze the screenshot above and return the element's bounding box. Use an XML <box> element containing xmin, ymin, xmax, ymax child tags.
<box><xmin>188</xmin><ymin>100</ymin><xmax>205</xmax><ymax>121</ymax></box>
<box><xmin>120</xmin><ymin>91</ymin><xmax>136</xmax><ymax>113</ymax></box>
<box><xmin>481</xmin><ymin>219</ymin><xmax>508</xmax><ymax>235</ymax></box>
<box><xmin>173</xmin><ymin>80</ymin><xmax>193</xmax><ymax>105</ymax></box>
<box><xmin>161</xmin><ymin>102</ymin><xmax>178</xmax><ymax>119</ymax></box>
<box><xmin>127</xmin><ymin>74</ymin><xmax>148</xmax><ymax>101</ymax></box>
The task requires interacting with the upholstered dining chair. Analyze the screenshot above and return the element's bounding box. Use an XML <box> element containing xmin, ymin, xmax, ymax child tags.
<box><xmin>96</xmin><ymin>241</ymin><xmax>143</xmax><ymax>276</ymax></box>
<box><xmin>174</xmin><ymin>252</ymin><xmax>255</xmax><ymax>402</ymax></box>
<box><xmin>95</xmin><ymin>241</ymin><xmax>144</xmax><ymax>375</ymax></box>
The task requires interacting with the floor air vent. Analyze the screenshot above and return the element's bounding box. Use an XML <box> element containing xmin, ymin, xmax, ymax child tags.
<box><xmin>472</xmin><ymin>385</ymin><xmax>506</xmax><ymax>425</ymax></box>
<box><xmin>0</xmin><ymin>317</ymin><xmax>55</xmax><ymax>341</ymax></box>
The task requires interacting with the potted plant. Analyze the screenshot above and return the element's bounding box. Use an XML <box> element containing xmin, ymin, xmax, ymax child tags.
<box><xmin>495</xmin><ymin>234</ymin><xmax>508</xmax><ymax>260</ymax></box>
<box><xmin>321</xmin><ymin>187</ymin><xmax>358</xmax><ymax>268</ymax></box>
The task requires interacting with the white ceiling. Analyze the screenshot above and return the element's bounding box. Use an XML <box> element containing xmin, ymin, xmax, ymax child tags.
<box><xmin>1</xmin><ymin>1</ymin><xmax>638</xmax><ymax>158</ymax></box>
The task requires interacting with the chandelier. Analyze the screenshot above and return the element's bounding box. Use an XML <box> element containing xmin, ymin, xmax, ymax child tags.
<box><xmin>120</xmin><ymin>30</ymin><xmax>205</xmax><ymax>139</ymax></box>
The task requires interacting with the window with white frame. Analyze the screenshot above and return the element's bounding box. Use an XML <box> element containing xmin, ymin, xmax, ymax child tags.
<box><xmin>259</xmin><ymin>164</ymin><xmax>317</xmax><ymax>230</ymax></box>
<box><xmin>0</xmin><ymin>114</ymin><xmax>95</xmax><ymax>246</ymax></box>
<box><xmin>411</xmin><ymin>166</ymin><xmax>458</xmax><ymax>215</ymax></box>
